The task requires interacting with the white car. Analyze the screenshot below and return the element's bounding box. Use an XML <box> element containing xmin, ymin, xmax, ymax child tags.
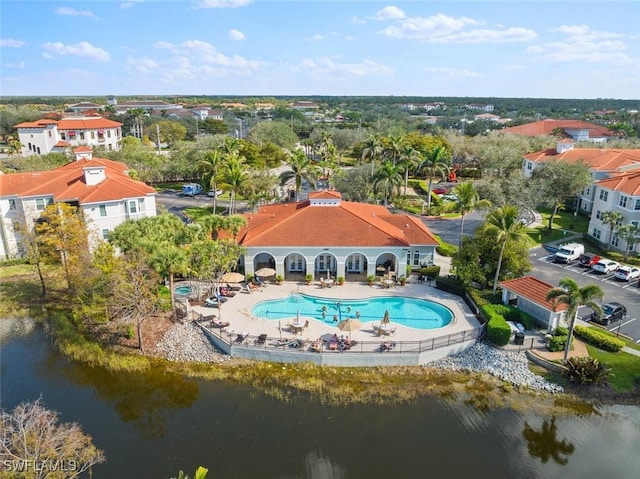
<box><xmin>207</xmin><ymin>189</ymin><xmax>223</xmax><ymax>197</ymax></box>
<box><xmin>592</xmin><ymin>259</ymin><xmax>619</xmax><ymax>274</ymax></box>
<box><xmin>614</xmin><ymin>265</ymin><xmax>640</xmax><ymax>281</ymax></box>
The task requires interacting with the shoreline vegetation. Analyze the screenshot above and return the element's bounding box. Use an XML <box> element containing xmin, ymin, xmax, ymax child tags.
<box><xmin>2</xmin><ymin>278</ymin><xmax>637</xmax><ymax>417</ymax></box>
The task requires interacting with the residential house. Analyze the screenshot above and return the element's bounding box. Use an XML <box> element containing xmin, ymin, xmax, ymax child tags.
<box><xmin>229</xmin><ymin>191</ymin><xmax>439</xmax><ymax>281</ymax></box>
<box><xmin>66</xmin><ymin>102</ymin><xmax>104</xmax><ymax>113</ymax></box>
<box><xmin>465</xmin><ymin>103</ymin><xmax>494</xmax><ymax>112</ymax></box>
<box><xmin>522</xmin><ymin>141</ymin><xmax>640</xmax><ymax>214</ymax></box>
<box><xmin>13</xmin><ymin>116</ymin><xmax>123</xmax><ymax>156</ymax></box>
<box><xmin>503</xmin><ymin>119</ymin><xmax>614</xmax><ymax>143</ymax></box>
<box><xmin>112</xmin><ymin>100</ymin><xmax>183</xmax><ymax>115</ymax></box>
<box><xmin>589</xmin><ymin>171</ymin><xmax>640</xmax><ymax>252</ymax></box>
<box><xmin>0</xmin><ymin>147</ymin><xmax>157</xmax><ymax>259</ymax></box>
<box><xmin>499</xmin><ymin>276</ymin><xmax>567</xmax><ymax>332</ymax></box>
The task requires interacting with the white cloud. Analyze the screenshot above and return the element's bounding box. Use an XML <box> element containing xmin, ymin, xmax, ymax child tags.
<box><xmin>4</xmin><ymin>61</ymin><xmax>26</xmax><ymax>69</ymax></box>
<box><xmin>42</xmin><ymin>41</ymin><xmax>110</xmax><ymax>62</ymax></box>
<box><xmin>54</xmin><ymin>7</ymin><xmax>96</xmax><ymax>18</ymax></box>
<box><xmin>297</xmin><ymin>57</ymin><xmax>393</xmax><ymax>77</ymax></box>
<box><xmin>1</xmin><ymin>38</ymin><xmax>25</xmax><ymax>48</ymax></box>
<box><xmin>502</xmin><ymin>64</ymin><xmax>524</xmax><ymax>71</ymax></box>
<box><xmin>310</xmin><ymin>34</ymin><xmax>325</xmax><ymax>41</ymax></box>
<box><xmin>528</xmin><ymin>25</ymin><xmax>633</xmax><ymax>64</ymax></box>
<box><xmin>374</xmin><ymin>6</ymin><xmax>405</xmax><ymax>21</ymax></box>
<box><xmin>229</xmin><ymin>29</ymin><xmax>246</xmax><ymax>40</ymax></box>
<box><xmin>424</xmin><ymin>67</ymin><xmax>484</xmax><ymax>78</ymax></box>
<box><xmin>378</xmin><ymin>12</ymin><xmax>535</xmax><ymax>44</ymax></box>
<box><xmin>351</xmin><ymin>16</ymin><xmax>365</xmax><ymax>25</ymax></box>
<box><xmin>193</xmin><ymin>0</ymin><xmax>251</xmax><ymax>9</ymax></box>
<box><xmin>120</xmin><ymin>3</ymin><xmax>133</xmax><ymax>9</ymax></box>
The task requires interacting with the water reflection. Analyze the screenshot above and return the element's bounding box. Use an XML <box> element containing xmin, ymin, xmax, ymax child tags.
<box><xmin>522</xmin><ymin>418</ymin><xmax>575</xmax><ymax>465</ymax></box>
<box><xmin>40</xmin><ymin>350</ymin><xmax>199</xmax><ymax>438</ymax></box>
<box><xmin>304</xmin><ymin>450</ymin><xmax>346</xmax><ymax>479</ymax></box>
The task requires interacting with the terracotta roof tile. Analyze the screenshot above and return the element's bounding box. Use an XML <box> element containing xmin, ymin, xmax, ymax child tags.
<box><xmin>503</xmin><ymin>119</ymin><xmax>613</xmax><ymax>138</ymax></box>
<box><xmin>235</xmin><ymin>199</ymin><xmax>438</xmax><ymax>248</ymax></box>
<box><xmin>524</xmin><ymin>148</ymin><xmax>640</xmax><ymax>172</ymax></box>
<box><xmin>500</xmin><ymin>276</ymin><xmax>568</xmax><ymax>312</ymax></box>
<box><xmin>596</xmin><ymin>170</ymin><xmax>640</xmax><ymax>196</ymax></box>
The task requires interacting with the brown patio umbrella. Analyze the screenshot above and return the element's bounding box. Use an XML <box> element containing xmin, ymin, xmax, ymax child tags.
<box><xmin>255</xmin><ymin>267</ymin><xmax>277</xmax><ymax>277</ymax></box>
<box><xmin>382</xmin><ymin>310</ymin><xmax>390</xmax><ymax>325</ymax></box>
<box><xmin>337</xmin><ymin>318</ymin><xmax>362</xmax><ymax>340</ymax></box>
<box><xmin>221</xmin><ymin>271</ymin><xmax>245</xmax><ymax>283</ymax></box>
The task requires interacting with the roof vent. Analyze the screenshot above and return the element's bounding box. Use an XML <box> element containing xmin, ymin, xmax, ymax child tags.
<box><xmin>405</xmin><ymin>224</ymin><xmax>409</xmax><ymax>227</ymax></box>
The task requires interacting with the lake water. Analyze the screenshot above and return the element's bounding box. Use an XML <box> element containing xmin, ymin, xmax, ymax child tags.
<box><xmin>2</xmin><ymin>318</ymin><xmax>639</xmax><ymax>479</ymax></box>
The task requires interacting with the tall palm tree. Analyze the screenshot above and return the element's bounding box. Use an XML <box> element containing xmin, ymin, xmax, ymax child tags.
<box><xmin>485</xmin><ymin>205</ymin><xmax>526</xmax><ymax>295</ymax></box>
<box><xmin>419</xmin><ymin>146</ymin><xmax>450</xmax><ymax>209</ymax></box>
<box><xmin>398</xmin><ymin>144</ymin><xmax>420</xmax><ymax>195</ymax></box>
<box><xmin>385</xmin><ymin>134</ymin><xmax>405</xmax><ymax>165</ymax></box>
<box><xmin>361</xmin><ymin>133</ymin><xmax>384</xmax><ymax>176</ymax></box>
<box><xmin>546</xmin><ymin>277</ymin><xmax>603</xmax><ymax>362</ymax></box>
<box><xmin>373</xmin><ymin>160</ymin><xmax>403</xmax><ymax>206</ymax></box>
<box><xmin>149</xmin><ymin>244</ymin><xmax>189</xmax><ymax>319</ymax></box>
<box><xmin>219</xmin><ymin>152</ymin><xmax>248</xmax><ymax>215</ymax></box>
<box><xmin>451</xmin><ymin>181</ymin><xmax>492</xmax><ymax>251</ymax></box>
<box><xmin>198</xmin><ymin>149</ymin><xmax>223</xmax><ymax>212</ymax></box>
<box><xmin>281</xmin><ymin>149</ymin><xmax>319</xmax><ymax>201</ymax></box>
<box><xmin>616</xmin><ymin>223</ymin><xmax>640</xmax><ymax>258</ymax></box>
<box><xmin>600</xmin><ymin>211</ymin><xmax>624</xmax><ymax>251</ymax></box>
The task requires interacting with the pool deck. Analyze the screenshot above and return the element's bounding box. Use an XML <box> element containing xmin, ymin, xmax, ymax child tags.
<box><xmin>183</xmin><ymin>277</ymin><xmax>482</xmax><ymax>365</ymax></box>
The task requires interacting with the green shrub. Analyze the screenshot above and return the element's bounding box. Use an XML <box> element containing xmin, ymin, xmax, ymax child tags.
<box><xmin>555</xmin><ymin>326</ymin><xmax>569</xmax><ymax>336</ymax></box>
<box><xmin>436</xmin><ymin>243</ymin><xmax>458</xmax><ymax>257</ymax></box>
<box><xmin>125</xmin><ymin>324</ymin><xmax>135</xmax><ymax>340</ymax></box>
<box><xmin>548</xmin><ymin>335</ymin><xmax>571</xmax><ymax>352</ymax></box>
<box><xmin>420</xmin><ymin>265</ymin><xmax>441</xmax><ymax>278</ymax></box>
<box><xmin>0</xmin><ymin>257</ymin><xmax>29</xmax><ymax>267</ymax></box>
<box><xmin>574</xmin><ymin>326</ymin><xmax>625</xmax><ymax>352</ymax></box>
<box><xmin>486</xmin><ymin>314</ymin><xmax>511</xmax><ymax>346</ymax></box>
<box><xmin>565</xmin><ymin>357</ymin><xmax>608</xmax><ymax>384</ymax></box>
<box><xmin>486</xmin><ymin>304</ymin><xmax>511</xmax><ymax>317</ymax></box>
<box><xmin>435</xmin><ymin>275</ymin><xmax>465</xmax><ymax>295</ymax></box>
<box><xmin>467</xmin><ymin>289</ymin><xmax>490</xmax><ymax>308</ymax></box>
<box><xmin>156</xmin><ymin>285</ymin><xmax>171</xmax><ymax>312</ymax></box>
<box><xmin>505</xmin><ymin>308</ymin><xmax>534</xmax><ymax>330</ymax></box>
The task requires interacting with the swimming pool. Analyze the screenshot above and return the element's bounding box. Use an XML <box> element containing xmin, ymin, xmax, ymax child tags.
<box><xmin>251</xmin><ymin>293</ymin><xmax>453</xmax><ymax>330</ymax></box>
<box><xmin>175</xmin><ymin>285</ymin><xmax>192</xmax><ymax>296</ymax></box>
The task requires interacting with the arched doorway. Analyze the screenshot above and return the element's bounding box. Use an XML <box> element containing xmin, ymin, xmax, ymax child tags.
<box><xmin>345</xmin><ymin>252</ymin><xmax>368</xmax><ymax>281</ymax></box>
<box><xmin>253</xmin><ymin>252</ymin><xmax>276</xmax><ymax>273</ymax></box>
<box><xmin>375</xmin><ymin>253</ymin><xmax>400</xmax><ymax>280</ymax></box>
<box><xmin>284</xmin><ymin>252</ymin><xmax>308</xmax><ymax>281</ymax></box>
<box><xmin>314</xmin><ymin>252</ymin><xmax>337</xmax><ymax>280</ymax></box>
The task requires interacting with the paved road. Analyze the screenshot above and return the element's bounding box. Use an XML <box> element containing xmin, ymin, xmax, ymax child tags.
<box><xmin>420</xmin><ymin>210</ymin><xmax>486</xmax><ymax>246</ymax></box>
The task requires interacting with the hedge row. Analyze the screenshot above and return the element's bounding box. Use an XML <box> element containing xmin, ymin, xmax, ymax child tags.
<box><xmin>420</xmin><ymin>265</ymin><xmax>441</xmax><ymax>278</ymax></box>
<box><xmin>436</xmin><ymin>243</ymin><xmax>458</xmax><ymax>257</ymax></box>
<box><xmin>574</xmin><ymin>326</ymin><xmax>625</xmax><ymax>352</ymax></box>
<box><xmin>482</xmin><ymin>305</ymin><xmax>511</xmax><ymax>346</ymax></box>
<box><xmin>548</xmin><ymin>327</ymin><xmax>573</xmax><ymax>352</ymax></box>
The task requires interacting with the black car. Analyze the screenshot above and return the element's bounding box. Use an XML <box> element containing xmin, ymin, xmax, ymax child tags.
<box><xmin>590</xmin><ymin>302</ymin><xmax>627</xmax><ymax>325</ymax></box>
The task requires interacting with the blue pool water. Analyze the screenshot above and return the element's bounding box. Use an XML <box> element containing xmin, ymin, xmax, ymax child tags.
<box><xmin>175</xmin><ymin>286</ymin><xmax>192</xmax><ymax>296</ymax></box>
<box><xmin>251</xmin><ymin>293</ymin><xmax>453</xmax><ymax>330</ymax></box>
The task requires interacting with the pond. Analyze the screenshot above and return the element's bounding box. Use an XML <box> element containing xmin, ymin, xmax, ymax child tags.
<box><xmin>1</xmin><ymin>318</ymin><xmax>639</xmax><ymax>479</ymax></box>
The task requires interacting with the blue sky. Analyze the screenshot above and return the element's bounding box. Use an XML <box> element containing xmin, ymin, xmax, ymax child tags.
<box><xmin>1</xmin><ymin>0</ymin><xmax>639</xmax><ymax>98</ymax></box>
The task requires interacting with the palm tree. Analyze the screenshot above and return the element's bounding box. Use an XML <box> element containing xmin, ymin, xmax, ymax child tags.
<box><xmin>546</xmin><ymin>277</ymin><xmax>603</xmax><ymax>362</ymax></box>
<box><xmin>451</xmin><ymin>182</ymin><xmax>492</xmax><ymax>251</ymax></box>
<box><xmin>485</xmin><ymin>205</ymin><xmax>526</xmax><ymax>295</ymax></box>
<box><xmin>616</xmin><ymin>223</ymin><xmax>640</xmax><ymax>258</ymax></box>
<box><xmin>372</xmin><ymin>160</ymin><xmax>403</xmax><ymax>206</ymax></box>
<box><xmin>398</xmin><ymin>144</ymin><xmax>420</xmax><ymax>195</ymax></box>
<box><xmin>219</xmin><ymin>152</ymin><xmax>248</xmax><ymax>215</ymax></box>
<box><xmin>419</xmin><ymin>146</ymin><xmax>450</xmax><ymax>210</ymax></box>
<box><xmin>149</xmin><ymin>244</ymin><xmax>189</xmax><ymax>319</ymax></box>
<box><xmin>361</xmin><ymin>133</ymin><xmax>384</xmax><ymax>176</ymax></box>
<box><xmin>281</xmin><ymin>149</ymin><xmax>319</xmax><ymax>201</ymax></box>
<box><xmin>198</xmin><ymin>149</ymin><xmax>223</xmax><ymax>212</ymax></box>
<box><xmin>600</xmin><ymin>211</ymin><xmax>624</xmax><ymax>251</ymax></box>
<box><xmin>385</xmin><ymin>134</ymin><xmax>405</xmax><ymax>166</ymax></box>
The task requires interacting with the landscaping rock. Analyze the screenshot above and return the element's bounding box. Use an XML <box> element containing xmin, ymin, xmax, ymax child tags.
<box><xmin>154</xmin><ymin>322</ymin><xmax>230</xmax><ymax>364</ymax></box>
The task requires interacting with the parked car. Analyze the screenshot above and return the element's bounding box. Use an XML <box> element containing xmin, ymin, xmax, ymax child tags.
<box><xmin>554</xmin><ymin>243</ymin><xmax>585</xmax><ymax>264</ymax></box>
<box><xmin>590</xmin><ymin>302</ymin><xmax>627</xmax><ymax>325</ymax></box>
<box><xmin>614</xmin><ymin>265</ymin><xmax>640</xmax><ymax>281</ymax></box>
<box><xmin>182</xmin><ymin>183</ymin><xmax>203</xmax><ymax>197</ymax></box>
<box><xmin>432</xmin><ymin>187</ymin><xmax>449</xmax><ymax>195</ymax></box>
<box><xmin>579</xmin><ymin>252</ymin><xmax>601</xmax><ymax>268</ymax></box>
<box><xmin>207</xmin><ymin>189</ymin><xmax>223</xmax><ymax>197</ymax></box>
<box><xmin>592</xmin><ymin>259</ymin><xmax>619</xmax><ymax>274</ymax></box>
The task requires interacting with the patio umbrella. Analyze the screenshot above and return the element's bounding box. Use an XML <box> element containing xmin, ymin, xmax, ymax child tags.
<box><xmin>221</xmin><ymin>271</ymin><xmax>245</xmax><ymax>283</ymax></box>
<box><xmin>337</xmin><ymin>318</ymin><xmax>362</xmax><ymax>340</ymax></box>
<box><xmin>255</xmin><ymin>267</ymin><xmax>277</xmax><ymax>277</ymax></box>
<box><xmin>382</xmin><ymin>310</ymin><xmax>390</xmax><ymax>325</ymax></box>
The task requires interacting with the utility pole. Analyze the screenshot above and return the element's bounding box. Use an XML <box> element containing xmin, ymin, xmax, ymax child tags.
<box><xmin>156</xmin><ymin>124</ymin><xmax>161</xmax><ymax>155</ymax></box>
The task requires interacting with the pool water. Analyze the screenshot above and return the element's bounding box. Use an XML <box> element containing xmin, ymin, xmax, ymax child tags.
<box><xmin>175</xmin><ymin>286</ymin><xmax>192</xmax><ymax>296</ymax></box>
<box><xmin>251</xmin><ymin>293</ymin><xmax>453</xmax><ymax>330</ymax></box>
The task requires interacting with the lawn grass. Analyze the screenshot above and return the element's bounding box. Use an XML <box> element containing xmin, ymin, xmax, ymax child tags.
<box><xmin>586</xmin><ymin>344</ymin><xmax>640</xmax><ymax>392</ymax></box>
<box><xmin>0</xmin><ymin>262</ymin><xmax>35</xmax><ymax>279</ymax></box>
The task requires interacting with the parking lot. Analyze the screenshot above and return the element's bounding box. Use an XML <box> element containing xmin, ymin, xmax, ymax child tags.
<box><xmin>533</xmin><ymin>247</ymin><xmax>640</xmax><ymax>342</ymax></box>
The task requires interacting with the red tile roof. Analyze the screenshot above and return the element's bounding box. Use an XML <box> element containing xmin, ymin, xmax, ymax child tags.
<box><xmin>54</xmin><ymin>140</ymin><xmax>71</xmax><ymax>147</ymax></box>
<box><xmin>596</xmin><ymin>170</ymin><xmax>640</xmax><ymax>196</ymax></box>
<box><xmin>0</xmin><ymin>157</ymin><xmax>154</xmax><ymax>204</ymax></box>
<box><xmin>234</xmin><ymin>198</ymin><xmax>439</xmax><ymax>248</ymax></box>
<box><xmin>524</xmin><ymin>148</ymin><xmax>640</xmax><ymax>172</ymax></box>
<box><xmin>500</xmin><ymin>276</ymin><xmax>568</xmax><ymax>312</ymax></box>
<box><xmin>14</xmin><ymin>117</ymin><xmax>122</xmax><ymax>129</ymax></box>
<box><xmin>503</xmin><ymin>119</ymin><xmax>613</xmax><ymax>138</ymax></box>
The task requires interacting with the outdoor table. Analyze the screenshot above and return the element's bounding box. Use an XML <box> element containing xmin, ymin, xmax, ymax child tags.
<box><xmin>383</xmin><ymin>279</ymin><xmax>394</xmax><ymax>288</ymax></box>
<box><xmin>379</xmin><ymin>324</ymin><xmax>392</xmax><ymax>335</ymax></box>
<box><xmin>292</xmin><ymin>322</ymin><xmax>304</xmax><ymax>334</ymax></box>
<box><xmin>325</xmin><ymin>279</ymin><xmax>334</xmax><ymax>288</ymax></box>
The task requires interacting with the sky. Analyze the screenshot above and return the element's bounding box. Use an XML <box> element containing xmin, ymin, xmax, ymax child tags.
<box><xmin>1</xmin><ymin>0</ymin><xmax>639</xmax><ymax>99</ymax></box>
